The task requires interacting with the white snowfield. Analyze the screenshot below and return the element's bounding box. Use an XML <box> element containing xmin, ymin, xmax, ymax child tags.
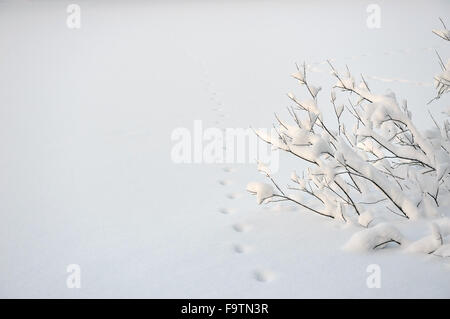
<box><xmin>1</xmin><ymin>0</ymin><xmax>450</xmax><ymax>298</ymax></box>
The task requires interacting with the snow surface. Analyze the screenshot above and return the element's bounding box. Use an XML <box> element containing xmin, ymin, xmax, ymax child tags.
<box><xmin>1</xmin><ymin>0</ymin><xmax>450</xmax><ymax>298</ymax></box>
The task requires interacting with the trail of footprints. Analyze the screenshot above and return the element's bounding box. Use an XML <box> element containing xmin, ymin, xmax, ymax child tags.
<box><xmin>306</xmin><ymin>46</ymin><xmax>440</xmax><ymax>87</ymax></box>
<box><xmin>219</xmin><ymin>166</ymin><xmax>276</xmax><ymax>283</ymax></box>
<box><xmin>195</xmin><ymin>53</ymin><xmax>276</xmax><ymax>283</ymax></box>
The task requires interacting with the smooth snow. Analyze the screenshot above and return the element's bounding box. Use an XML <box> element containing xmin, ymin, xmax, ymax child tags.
<box><xmin>0</xmin><ymin>0</ymin><xmax>450</xmax><ymax>298</ymax></box>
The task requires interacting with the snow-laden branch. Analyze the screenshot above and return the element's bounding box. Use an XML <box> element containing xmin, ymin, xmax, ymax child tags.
<box><xmin>430</xmin><ymin>18</ymin><xmax>450</xmax><ymax>103</ymax></box>
<box><xmin>248</xmin><ymin>22</ymin><xmax>450</xmax><ymax>255</ymax></box>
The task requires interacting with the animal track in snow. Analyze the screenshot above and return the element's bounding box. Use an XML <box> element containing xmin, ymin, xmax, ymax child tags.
<box><xmin>232</xmin><ymin>223</ymin><xmax>252</xmax><ymax>233</ymax></box>
<box><xmin>218</xmin><ymin>179</ymin><xmax>233</xmax><ymax>186</ymax></box>
<box><xmin>253</xmin><ymin>269</ymin><xmax>276</xmax><ymax>283</ymax></box>
<box><xmin>219</xmin><ymin>208</ymin><xmax>236</xmax><ymax>215</ymax></box>
<box><xmin>305</xmin><ymin>46</ymin><xmax>438</xmax><ymax>87</ymax></box>
<box><xmin>223</xmin><ymin>167</ymin><xmax>237</xmax><ymax>173</ymax></box>
<box><xmin>233</xmin><ymin>244</ymin><xmax>252</xmax><ymax>254</ymax></box>
<box><xmin>227</xmin><ymin>192</ymin><xmax>243</xmax><ymax>199</ymax></box>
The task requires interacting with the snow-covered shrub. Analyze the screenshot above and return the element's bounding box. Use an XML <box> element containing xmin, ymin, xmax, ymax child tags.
<box><xmin>406</xmin><ymin>223</ymin><xmax>443</xmax><ymax>254</ymax></box>
<box><xmin>344</xmin><ymin>223</ymin><xmax>404</xmax><ymax>252</ymax></box>
<box><xmin>248</xmin><ymin>21</ymin><xmax>450</xmax><ymax>255</ymax></box>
